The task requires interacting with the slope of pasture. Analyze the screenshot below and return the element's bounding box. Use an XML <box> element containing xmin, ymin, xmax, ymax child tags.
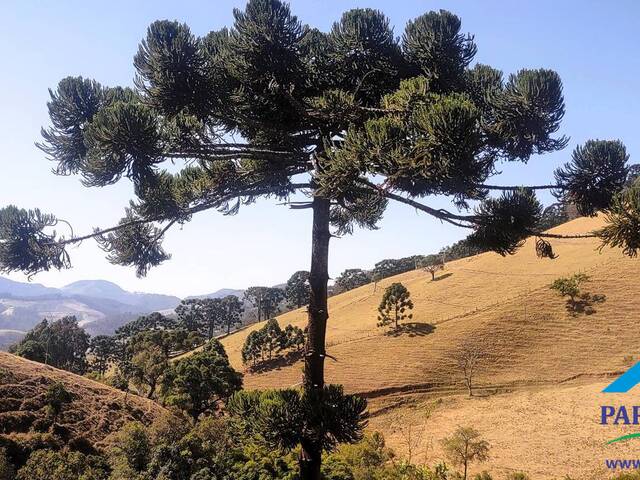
<box><xmin>0</xmin><ymin>352</ymin><xmax>168</xmax><ymax>448</ymax></box>
<box><xmin>369</xmin><ymin>381</ymin><xmax>640</xmax><ymax>480</ymax></box>
<box><xmin>221</xmin><ymin>215</ymin><xmax>640</xmax><ymax>394</ymax></box>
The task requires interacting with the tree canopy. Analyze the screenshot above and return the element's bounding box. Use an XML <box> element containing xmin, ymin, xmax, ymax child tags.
<box><xmin>10</xmin><ymin>316</ymin><xmax>89</xmax><ymax>374</ymax></box>
<box><xmin>162</xmin><ymin>341</ymin><xmax>243</xmax><ymax>421</ymax></box>
<box><xmin>285</xmin><ymin>270</ymin><xmax>311</xmax><ymax>308</ymax></box>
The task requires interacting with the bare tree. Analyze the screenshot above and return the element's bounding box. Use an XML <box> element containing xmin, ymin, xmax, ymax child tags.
<box><xmin>395</xmin><ymin>401</ymin><xmax>438</xmax><ymax>464</ymax></box>
<box><xmin>453</xmin><ymin>341</ymin><xmax>487</xmax><ymax>397</ymax></box>
<box><xmin>423</xmin><ymin>263</ymin><xmax>445</xmax><ymax>281</ymax></box>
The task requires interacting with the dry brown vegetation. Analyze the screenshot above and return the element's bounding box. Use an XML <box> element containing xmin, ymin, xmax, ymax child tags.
<box><xmin>205</xmin><ymin>215</ymin><xmax>640</xmax><ymax>478</ymax></box>
<box><xmin>0</xmin><ymin>351</ymin><xmax>167</xmax><ymax>449</ymax></box>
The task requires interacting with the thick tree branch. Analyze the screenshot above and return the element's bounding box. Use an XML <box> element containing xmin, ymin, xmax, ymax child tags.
<box><xmin>530</xmin><ymin>230</ymin><xmax>597</xmax><ymax>239</ymax></box>
<box><xmin>358</xmin><ymin>179</ymin><xmax>478</xmax><ymax>228</ymax></box>
<box><xmin>51</xmin><ymin>183</ymin><xmax>312</xmax><ymax>247</ymax></box>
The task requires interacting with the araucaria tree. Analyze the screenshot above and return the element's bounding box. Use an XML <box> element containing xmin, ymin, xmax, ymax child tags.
<box><xmin>377</xmin><ymin>283</ymin><xmax>414</xmax><ymax>330</ymax></box>
<box><xmin>334</xmin><ymin>268</ymin><xmax>371</xmax><ymax>294</ymax></box>
<box><xmin>285</xmin><ymin>270</ymin><xmax>311</xmax><ymax>308</ymax></box>
<box><xmin>244</xmin><ymin>286</ymin><xmax>284</xmax><ymax>321</ymax></box>
<box><xmin>1</xmin><ymin>2</ymin><xmax>639</xmax><ymax>477</ymax></box>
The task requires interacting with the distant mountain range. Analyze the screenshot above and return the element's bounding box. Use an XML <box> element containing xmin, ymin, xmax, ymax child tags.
<box><xmin>187</xmin><ymin>288</ymin><xmax>245</xmax><ymax>300</ymax></box>
<box><xmin>0</xmin><ymin>277</ymin><xmax>182</xmax><ymax>348</ymax></box>
<box><xmin>0</xmin><ymin>277</ymin><xmax>286</xmax><ymax>350</ymax></box>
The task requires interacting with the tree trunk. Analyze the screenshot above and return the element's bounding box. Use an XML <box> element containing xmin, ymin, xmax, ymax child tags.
<box><xmin>300</xmin><ymin>196</ymin><xmax>330</xmax><ymax>480</ymax></box>
<box><xmin>147</xmin><ymin>382</ymin><xmax>156</xmax><ymax>399</ymax></box>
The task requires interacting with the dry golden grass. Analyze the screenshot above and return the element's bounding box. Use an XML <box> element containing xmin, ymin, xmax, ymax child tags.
<box><xmin>369</xmin><ymin>381</ymin><xmax>640</xmax><ymax>480</ymax></box>
<box><xmin>218</xmin><ymin>215</ymin><xmax>638</xmax><ymax>392</ymax></box>
<box><xmin>210</xmin><ymin>215</ymin><xmax>640</xmax><ymax>478</ymax></box>
<box><xmin>0</xmin><ymin>351</ymin><xmax>167</xmax><ymax>448</ymax></box>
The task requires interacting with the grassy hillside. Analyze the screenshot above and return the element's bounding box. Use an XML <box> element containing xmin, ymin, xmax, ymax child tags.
<box><xmin>218</xmin><ymin>215</ymin><xmax>637</xmax><ymax>390</ymax></box>
<box><xmin>0</xmin><ymin>352</ymin><xmax>167</xmax><ymax>448</ymax></box>
<box><xmin>209</xmin><ymin>215</ymin><xmax>640</xmax><ymax>478</ymax></box>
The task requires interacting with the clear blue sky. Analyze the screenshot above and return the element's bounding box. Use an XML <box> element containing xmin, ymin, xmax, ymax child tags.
<box><xmin>1</xmin><ymin>0</ymin><xmax>639</xmax><ymax>297</ymax></box>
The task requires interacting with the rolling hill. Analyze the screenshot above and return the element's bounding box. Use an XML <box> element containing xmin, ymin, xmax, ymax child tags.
<box><xmin>208</xmin><ymin>215</ymin><xmax>640</xmax><ymax>479</ymax></box>
<box><xmin>0</xmin><ymin>352</ymin><xmax>167</xmax><ymax>449</ymax></box>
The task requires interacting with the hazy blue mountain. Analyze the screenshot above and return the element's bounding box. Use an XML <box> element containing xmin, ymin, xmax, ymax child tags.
<box><xmin>187</xmin><ymin>288</ymin><xmax>245</xmax><ymax>300</ymax></box>
<box><xmin>61</xmin><ymin>280</ymin><xmax>180</xmax><ymax>311</ymax></box>
<box><xmin>0</xmin><ymin>277</ymin><xmax>181</xmax><ymax>348</ymax></box>
<box><xmin>0</xmin><ymin>277</ymin><xmax>60</xmax><ymax>298</ymax></box>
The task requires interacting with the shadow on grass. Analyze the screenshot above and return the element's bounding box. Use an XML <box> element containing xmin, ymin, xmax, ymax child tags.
<box><xmin>246</xmin><ymin>350</ymin><xmax>304</xmax><ymax>374</ymax></box>
<box><xmin>567</xmin><ymin>292</ymin><xmax>607</xmax><ymax>316</ymax></box>
<box><xmin>432</xmin><ymin>272</ymin><xmax>453</xmax><ymax>282</ymax></box>
<box><xmin>384</xmin><ymin>322</ymin><xmax>436</xmax><ymax>338</ymax></box>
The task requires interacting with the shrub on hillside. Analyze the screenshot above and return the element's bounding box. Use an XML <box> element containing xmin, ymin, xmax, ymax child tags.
<box><xmin>506</xmin><ymin>473</ymin><xmax>530</xmax><ymax>480</ymax></box>
<box><xmin>550</xmin><ymin>273</ymin><xmax>589</xmax><ymax>304</ymax></box>
<box><xmin>45</xmin><ymin>382</ymin><xmax>74</xmax><ymax>424</ymax></box>
<box><xmin>473</xmin><ymin>473</ymin><xmax>493</xmax><ymax>480</ymax></box>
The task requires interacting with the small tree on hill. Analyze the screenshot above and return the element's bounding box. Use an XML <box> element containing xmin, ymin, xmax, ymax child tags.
<box><xmin>262</xmin><ymin>318</ymin><xmax>286</xmax><ymax>359</ymax></box>
<box><xmin>284</xmin><ymin>324</ymin><xmax>306</xmax><ymax>352</ymax></box>
<box><xmin>162</xmin><ymin>346</ymin><xmax>243</xmax><ymax>422</ymax></box>
<box><xmin>424</xmin><ymin>263</ymin><xmax>444</xmax><ymax>281</ymax></box>
<box><xmin>453</xmin><ymin>341</ymin><xmax>487</xmax><ymax>397</ymax></box>
<box><xmin>242</xmin><ymin>330</ymin><xmax>264</xmax><ymax>367</ymax></box>
<box><xmin>550</xmin><ymin>273</ymin><xmax>589</xmax><ymax>305</ymax></box>
<box><xmin>285</xmin><ymin>270</ymin><xmax>311</xmax><ymax>308</ymax></box>
<box><xmin>441</xmin><ymin>426</ymin><xmax>490</xmax><ymax>480</ymax></box>
<box><xmin>377</xmin><ymin>283</ymin><xmax>414</xmax><ymax>330</ymax></box>
<box><xmin>129</xmin><ymin>339</ymin><xmax>168</xmax><ymax>399</ymax></box>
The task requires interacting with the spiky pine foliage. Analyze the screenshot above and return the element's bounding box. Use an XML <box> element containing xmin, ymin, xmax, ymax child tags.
<box><xmin>403</xmin><ymin>10</ymin><xmax>477</xmax><ymax>92</ymax></box>
<box><xmin>95</xmin><ymin>209</ymin><xmax>171</xmax><ymax>277</ymax></box>
<box><xmin>554</xmin><ymin>140</ymin><xmax>629</xmax><ymax>216</ymax></box>
<box><xmin>0</xmin><ymin>206</ymin><xmax>70</xmax><ymax>277</ymax></box>
<box><xmin>468</xmin><ymin>189</ymin><xmax>542</xmax><ymax>256</ymax></box>
<box><xmin>228</xmin><ymin>385</ymin><xmax>368</xmax><ymax>453</ymax></box>
<box><xmin>598</xmin><ymin>184</ymin><xmax>640</xmax><ymax>256</ymax></box>
<box><xmin>377</xmin><ymin>282</ymin><xmax>414</xmax><ymax>330</ymax></box>
<box><xmin>3</xmin><ymin>3</ymin><xmax>627</xmax><ymax>276</ymax></box>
